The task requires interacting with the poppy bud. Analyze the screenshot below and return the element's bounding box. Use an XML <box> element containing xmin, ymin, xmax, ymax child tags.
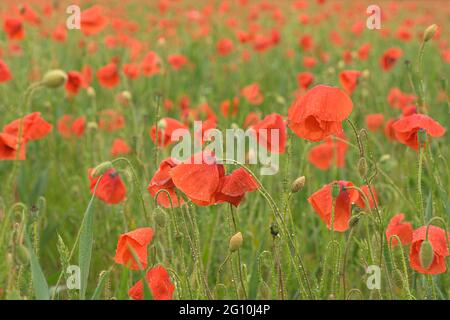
<box><xmin>15</xmin><ymin>245</ymin><xmax>30</xmax><ymax>265</ymax></box>
<box><xmin>92</xmin><ymin>161</ymin><xmax>113</xmax><ymax>177</ymax></box>
<box><xmin>157</xmin><ymin>118</ymin><xmax>167</xmax><ymax>130</ymax></box>
<box><xmin>291</xmin><ymin>176</ymin><xmax>306</xmax><ymax>193</ymax></box>
<box><xmin>270</xmin><ymin>222</ymin><xmax>279</xmax><ymax>237</ymax></box>
<box><xmin>419</xmin><ymin>239</ymin><xmax>434</xmax><ymax>269</ymax></box>
<box><xmin>332</xmin><ymin>183</ymin><xmax>341</xmax><ymax>198</ymax></box>
<box><xmin>423</xmin><ymin>24</ymin><xmax>437</xmax><ymax>42</ymax></box>
<box><xmin>417</xmin><ymin>129</ymin><xmax>427</xmax><ymax>147</ymax></box>
<box><xmin>275</xmin><ymin>95</ymin><xmax>286</xmax><ymax>105</ymax></box>
<box><xmin>154</xmin><ymin>207</ymin><xmax>166</xmax><ymax>228</ymax></box>
<box><xmin>41</xmin><ymin>69</ymin><xmax>68</xmax><ymax>88</ymax></box>
<box><xmin>229</xmin><ymin>232</ymin><xmax>243</xmax><ymax>252</ymax></box>
<box><xmin>87</xmin><ymin>121</ymin><xmax>98</xmax><ymax>130</ymax></box>
<box><xmin>121</xmin><ymin>90</ymin><xmax>132</xmax><ymax>102</ymax></box>
<box><xmin>362</xmin><ymin>69</ymin><xmax>370</xmax><ymax>79</ymax></box>
<box><xmin>358</xmin><ymin>157</ymin><xmax>367</xmax><ymax>178</ymax></box>
<box><xmin>337</xmin><ymin>60</ymin><xmax>345</xmax><ymax>69</ymax></box>
<box><xmin>87</xmin><ymin>87</ymin><xmax>96</xmax><ymax>97</ymax></box>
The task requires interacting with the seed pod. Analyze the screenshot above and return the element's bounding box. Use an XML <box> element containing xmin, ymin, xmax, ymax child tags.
<box><xmin>291</xmin><ymin>176</ymin><xmax>306</xmax><ymax>193</ymax></box>
<box><xmin>15</xmin><ymin>245</ymin><xmax>30</xmax><ymax>265</ymax></box>
<box><xmin>270</xmin><ymin>222</ymin><xmax>279</xmax><ymax>237</ymax></box>
<box><xmin>419</xmin><ymin>240</ymin><xmax>434</xmax><ymax>270</ymax></box>
<box><xmin>41</xmin><ymin>70</ymin><xmax>67</xmax><ymax>88</ymax></box>
<box><xmin>154</xmin><ymin>207</ymin><xmax>166</xmax><ymax>228</ymax></box>
<box><xmin>423</xmin><ymin>24</ymin><xmax>437</xmax><ymax>42</ymax></box>
<box><xmin>229</xmin><ymin>232</ymin><xmax>243</xmax><ymax>252</ymax></box>
<box><xmin>358</xmin><ymin>158</ymin><xmax>368</xmax><ymax>178</ymax></box>
<box><xmin>92</xmin><ymin>161</ymin><xmax>113</xmax><ymax>177</ymax></box>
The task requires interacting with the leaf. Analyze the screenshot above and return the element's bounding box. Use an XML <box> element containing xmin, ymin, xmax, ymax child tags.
<box><xmin>25</xmin><ymin>228</ymin><xmax>50</xmax><ymax>300</ymax></box>
<box><xmin>78</xmin><ymin>179</ymin><xmax>101</xmax><ymax>299</ymax></box>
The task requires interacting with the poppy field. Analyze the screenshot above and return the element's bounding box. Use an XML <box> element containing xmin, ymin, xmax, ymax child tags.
<box><xmin>0</xmin><ymin>0</ymin><xmax>449</xmax><ymax>301</ymax></box>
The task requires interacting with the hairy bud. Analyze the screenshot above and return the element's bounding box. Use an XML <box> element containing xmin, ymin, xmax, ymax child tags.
<box><xmin>229</xmin><ymin>232</ymin><xmax>243</xmax><ymax>252</ymax></box>
<box><xmin>41</xmin><ymin>70</ymin><xmax>67</xmax><ymax>88</ymax></box>
<box><xmin>291</xmin><ymin>176</ymin><xmax>306</xmax><ymax>193</ymax></box>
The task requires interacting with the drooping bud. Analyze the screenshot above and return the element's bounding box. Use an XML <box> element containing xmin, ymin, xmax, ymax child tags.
<box><xmin>87</xmin><ymin>121</ymin><xmax>98</xmax><ymax>130</ymax></box>
<box><xmin>229</xmin><ymin>232</ymin><xmax>243</xmax><ymax>252</ymax></box>
<box><xmin>270</xmin><ymin>222</ymin><xmax>279</xmax><ymax>237</ymax></box>
<box><xmin>41</xmin><ymin>70</ymin><xmax>67</xmax><ymax>88</ymax></box>
<box><xmin>423</xmin><ymin>24</ymin><xmax>437</xmax><ymax>42</ymax></box>
<box><xmin>154</xmin><ymin>207</ymin><xmax>166</xmax><ymax>228</ymax></box>
<box><xmin>358</xmin><ymin>157</ymin><xmax>368</xmax><ymax>178</ymax></box>
<box><xmin>362</xmin><ymin>69</ymin><xmax>370</xmax><ymax>79</ymax></box>
<box><xmin>92</xmin><ymin>161</ymin><xmax>113</xmax><ymax>177</ymax></box>
<box><xmin>419</xmin><ymin>240</ymin><xmax>434</xmax><ymax>269</ymax></box>
<box><xmin>121</xmin><ymin>90</ymin><xmax>132</xmax><ymax>102</ymax></box>
<box><xmin>332</xmin><ymin>183</ymin><xmax>341</xmax><ymax>198</ymax></box>
<box><xmin>291</xmin><ymin>176</ymin><xmax>306</xmax><ymax>193</ymax></box>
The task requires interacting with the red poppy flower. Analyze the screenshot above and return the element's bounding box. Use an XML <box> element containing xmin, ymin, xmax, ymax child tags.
<box><xmin>297</xmin><ymin>72</ymin><xmax>314</xmax><ymax>90</ymax></box>
<box><xmin>96</xmin><ymin>63</ymin><xmax>120</xmax><ymax>88</ymax></box>
<box><xmin>214</xmin><ymin>168</ymin><xmax>259</xmax><ymax>207</ymax></box>
<box><xmin>88</xmin><ymin>168</ymin><xmax>126</xmax><ymax>204</ymax></box>
<box><xmin>339</xmin><ymin>70</ymin><xmax>361</xmax><ymax>95</ymax></box>
<box><xmin>141</xmin><ymin>51</ymin><xmax>161</xmax><ymax>77</ymax></box>
<box><xmin>80</xmin><ymin>5</ymin><xmax>108</xmax><ymax>36</ymax></box>
<box><xmin>308</xmin><ymin>181</ymin><xmax>359</xmax><ymax>232</ymax></box>
<box><xmin>241</xmin><ymin>83</ymin><xmax>263</xmax><ymax>105</ymax></box>
<box><xmin>387</xmin><ymin>88</ymin><xmax>415</xmax><ymax>110</ymax></box>
<box><xmin>18</xmin><ymin>4</ymin><xmax>40</xmax><ymax>25</ymax></box>
<box><xmin>123</xmin><ymin>63</ymin><xmax>140</xmax><ymax>80</ymax></box>
<box><xmin>3</xmin><ymin>18</ymin><xmax>24</xmax><ymax>40</ymax></box>
<box><xmin>299</xmin><ymin>34</ymin><xmax>314</xmax><ymax>51</ymax></box>
<box><xmin>402</xmin><ymin>105</ymin><xmax>417</xmax><ymax>117</ymax></box>
<box><xmin>243</xmin><ymin>112</ymin><xmax>261</xmax><ymax>128</ymax></box>
<box><xmin>65</xmin><ymin>71</ymin><xmax>85</xmax><ymax>95</ymax></box>
<box><xmin>149</xmin><ymin>118</ymin><xmax>187</xmax><ymax>147</ymax></box>
<box><xmin>114</xmin><ymin>227</ymin><xmax>153</xmax><ymax>270</ymax></box>
<box><xmin>303</xmin><ymin>56</ymin><xmax>317</xmax><ymax>68</ymax></box>
<box><xmin>52</xmin><ymin>25</ymin><xmax>67</xmax><ymax>42</ymax></box>
<box><xmin>392</xmin><ymin>114</ymin><xmax>446</xmax><ymax>150</ymax></box>
<box><xmin>288</xmin><ymin>85</ymin><xmax>353</xmax><ymax>142</ymax></box>
<box><xmin>380</xmin><ymin>47</ymin><xmax>403</xmax><ymax>71</ymax></box>
<box><xmin>170</xmin><ymin>151</ymin><xmax>225</xmax><ymax>206</ymax></box>
<box><xmin>251</xmin><ymin>113</ymin><xmax>286</xmax><ymax>153</ymax></box>
<box><xmin>168</xmin><ymin>54</ymin><xmax>188</xmax><ymax>70</ymax></box>
<box><xmin>220</xmin><ymin>97</ymin><xmax>239</xmax><ymax>118</ymax></box>
<box><xmin>385</xmin><ymin>213</ymin><xmax>413</xmax><ymax>247</ymax></box>
<box><xmin>357</xmin><ymin>43</ymin><xmax>371</xmax><ymax>60</ymax></box>
<box><xmin>409</xmin><ymin>225</ymin><xmax>449</xmax><ymax>274</ymax></box>
<box><xmin>98</xmin><ymin>110</ymin><xmax>125</xmax><ymax>132</ymax></box>
<box><xmin>354</xmin><ymin>185</ymin><xmax>378</xmax><ymax>209</ymax></box>
<box><xmin>110</xmin><ymin>138</ymin><xmax>130</xmax><ymax>157</ymax></box>
<box><xmin>384</xmin><ymin>118</ymin><xmax>397</xmax><ymax>140</ymax></box>
<box><xmin>128</xmin><ymin>265</ymin><xmax>175</xmax><ymax>300</ymax></box>
<box><xmin>308</xmin><ymin>133</ymin><xmax>348</xmax><ymax>170</ymax></box>
<box><xmin>57</xmin><ymin>115</ymin><xmax>85</xmax><ymax>138</ymax></box>
<box><xmin>217</xmin><ymin>38</ymin><xmax>234</xmax><ymax>56</ymax></box>
<box><xmin>4</xmin><ymin>112</ymin><xmax>52</xmax><ymax>141</ymax></box>
<box><xmin>0</xmin><ymin>132</ymin><xmax>25</xmax><ymax>160</ymax></box>
<box><xmin>148</xmin><ymin>157</ymin><xmax>184</xmax><ymax>208</ymax></box>
<box><xmin>0</xmin><ymin>60</ymin><xmax>12</xmax><ymax>83</ymax></box>
<box><xmin>365</xmin><ymin>113</ymin><xmax>385</xmax><ymax>132</ymax></box>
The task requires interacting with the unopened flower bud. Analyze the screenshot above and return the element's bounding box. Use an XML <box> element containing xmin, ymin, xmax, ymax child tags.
<box><xmin>419</xmin><ymin>239</ymin><xmax>434</xmax><ymax>269</ymax></box>
<box><xmin>358</xmin><ymin>157</ymin><xmax>368</xmax><ymax>178</ymax></box>
<box><xmin>349</xmin><ymin>215</ymin><xmax>360</xmax><ymax>228</ymax></box>
<box><xmin>87</xmin><ymin>121</ymin><xmax>98</xmax><ymax>130</ymax></box>
<box><xmin>270</xmin><ymin>222</ymin><xmax>279</xmax><ymax>237</ymax></box>
<box><xmin>15</xmin><ymin>245</ymin><xmax>30</xmax><ymax>265</ymax></box>
<box><xmin>41</xmin><ymin>70</ymin><xmax>67</xmax><ymax>88</ymax></box>
<box><xmin>154</xmin><ymin>207</ymin><xmax>166</xmax><ymax>228</ymax></box>
<box><xmin>362</xmin><ymin>69</ymin><xmax>370</xmax><ymax>79</ymax></box>
<box><xmin>121</xmin><ymin>90</ymin><xmax>132</xmax><ymax>101</ymax></box>
<box><xmin>92</xmin><ymin>161</ymin><xmax>113</xmax><ymax>177</ymax></box>
<box><xmin>157</xmin><ymin>118</ymin><xmax>167</xmax><ymax>130</ymax></box>
<box><xmin>229</xmin><ymin>232</ymin><xmax>243</xmax><ymax>252</ymax></box>
<box><xmin>423</xmin><ymin>24</ymin><xmax>437</xmax><ymax>42</ymax></box>
<box><xmin>291</xmin><ymin>176</ymin><xmax>306</xmax><ymax>193</ymax></box>
<box><xmin>87</xmin><ymin>87</ymin><xmax>96</xmax><ymax>97</ymax></box>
